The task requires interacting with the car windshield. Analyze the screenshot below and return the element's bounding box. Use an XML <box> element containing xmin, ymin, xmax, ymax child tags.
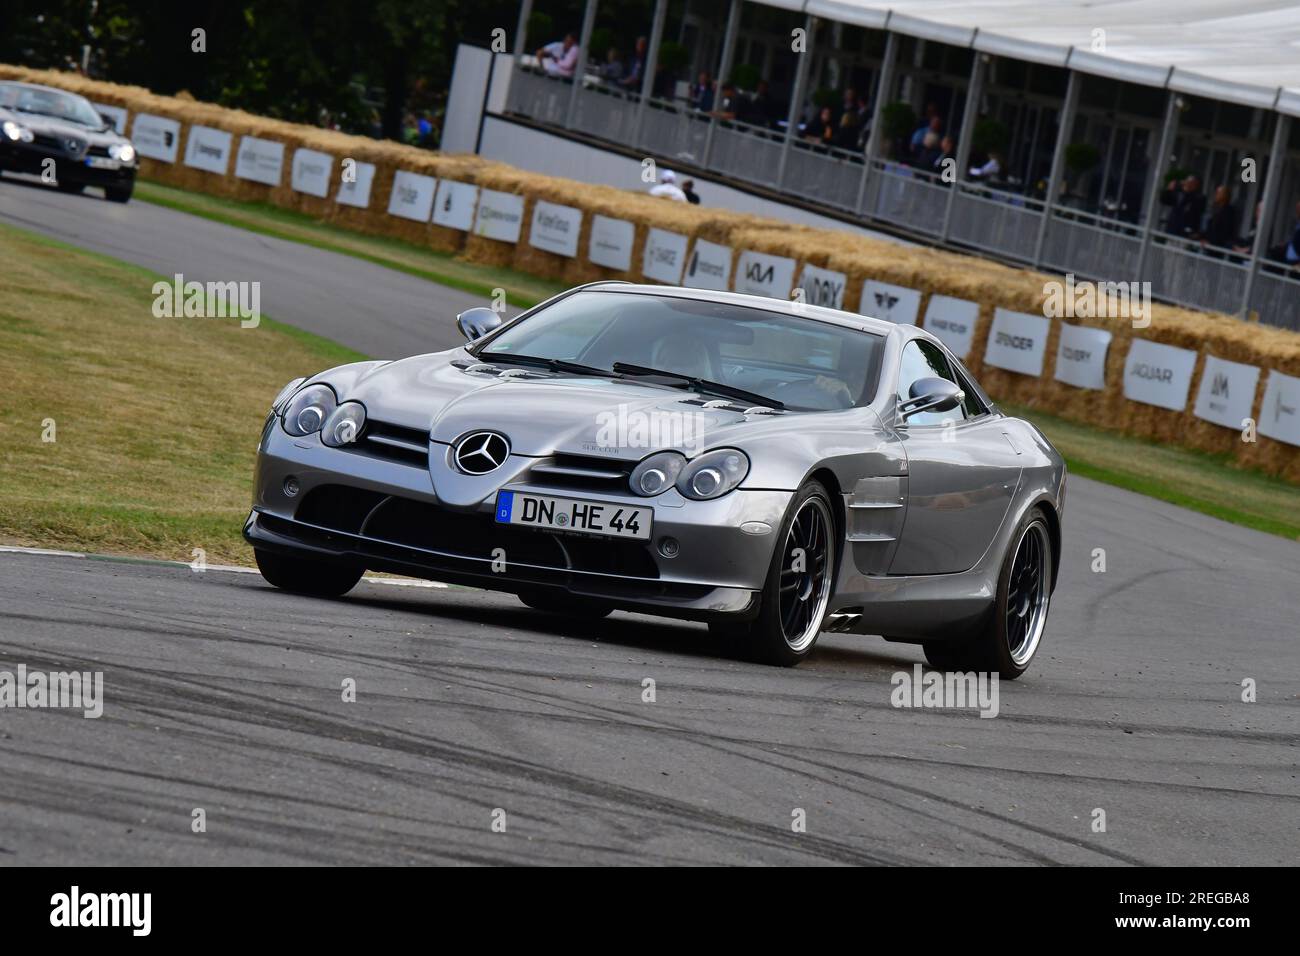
<box><xmin>477</xmin><ymin>290</ymin><xmax>884</xmax><ymax>411</ymax></box>
<box><xmin>0</xmin><ymin>84</ymin><xmax>105</xmax><ymax>128</ymax></box>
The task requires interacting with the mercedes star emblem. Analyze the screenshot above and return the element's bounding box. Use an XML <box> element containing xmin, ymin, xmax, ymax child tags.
<box><xmin>454</xmin><ymin>431</ymin><xmax>510</xmax><ymax>475</ymax></box>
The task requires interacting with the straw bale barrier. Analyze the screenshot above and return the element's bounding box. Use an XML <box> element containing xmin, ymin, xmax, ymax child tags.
<box><xmin>4</xmin><ymin>65</ymin><xmax>1297</xmax><ymax>481</ymax></box>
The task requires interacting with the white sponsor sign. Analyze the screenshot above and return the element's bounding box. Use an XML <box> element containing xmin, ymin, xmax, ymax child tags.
<box><xmin>473</xmin><ymin>189</ymin><xmax>525</xmax><ymax>243</ymax></box>
<box><xmin>291</xmin><ymin>148</ymin><xmax>333</xmax><ymax>197</ymax></box>
<box><xmin>734</xmin><ymin>250</ymin><xmax>795</xmax><ymax>298</ymax></box>
<box><xmin>984</xmin><ymin>308</ymin><xmax>1050</xmax><ymax>377</ymax></box>
<box><xmin>432</xmin><ymin>180</ymin><xmax>480</xmax><ymax>231</ymax></box>
<box><xmin>683</xmin><ymin>240</ymin><xmax>732</xmax><ymax>291</ymax></box>
<box><xmin>529</xmin><ymin>200</ymin><xmax>582</xmax><ymax>258</ymax></box>
<box><xmin>234</xmin><ymin>136</ymin><xmax>284</xmax><ymax>186</ymax></box>
<box><xmin>92</xmin><ymin>103</ymin><xmax>128</xmax><ymax>135</ymax></box>
<box><xmin>1193</xmin><ymin>355</ymin><xmax>1260</xmax><ymax>430</ymax></box>
<box><xmin>1258</xmin><ymin>369</ymin><xmax>1300</xmax><ymax>446</ymax></box>
<box><xmin>387</xmin><ymin>170</ymin><xmax>437</xmax><ymax>222</ymax></box>
<box><xmin>1053</xmin><ymin>323</ymin><xmax>1112</xmax><ymax>391</ymax></box>
<box><xmin>131</xmin><ymin>113</ymin><xmax>180</xmax><ymax>163</ymax></box>
<box><xmin>922</xmin><ymin>295</ymin><xmax>979</xmax><ymax>359</ymax></box>
<box><xmin>1122</xmin><ymin>339</ymin><xmax>1198</xmax><ymax>411</ymax></box>
<box><xmin>588</xmin><ymin>216</ymin><xmax>634</xmax><ymax>270</ymax></box>
<box><xmin>335</xmin><ymin>160</ymin><xmax>376</xmax><ymax>208</ymax></box>
<box><xmin>183</xmin><ymin>125</ymin><xmax>233</xmax><ymax>175</ymax></box>
<box><xmin>797</xmin><ymin>264</ymin><xmax>847</xmax><ymax>310</ymax></box>
<box><xmin>860</xmin><ymin>280</ymin><xmax>922</xmax><ymax>325</ymax></box>
<box><xmin>642</xmin><ymin>228</ymin><xmax>689</xmax><ymax>284</ymax></box>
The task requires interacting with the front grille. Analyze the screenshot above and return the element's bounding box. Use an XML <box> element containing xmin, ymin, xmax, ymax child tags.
<box><xmin>32</xmin><ymin>133</ymin><xmax>83</xmax><ymax>156</ymax></box>
<box><xmin>344</xmin><ymin>419</ymin><xmax>430</xmax><ymax>467</ymax></box>
<box><xmin>292</xmin><ymin>484</ymin><xmax>659</xmax><ymax>579</ymax></box>
<box><xmin>86</xmin><ymin>145</ymin><xmax>111</xmax><ymax>158</ymax></box>
<box><xmin>527</xmin><ymin>453</ymin><xmax>635</xmax><ymax>493</ymax></box>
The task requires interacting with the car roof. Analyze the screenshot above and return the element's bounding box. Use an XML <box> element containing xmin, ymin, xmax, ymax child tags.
<box><xmin>581</xmin><ymin>282</ymin><xmax>902</xmax><ymax>338</ymax></box>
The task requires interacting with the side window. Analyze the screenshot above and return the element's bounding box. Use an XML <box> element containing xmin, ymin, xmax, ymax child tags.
<box><xmin>895</xmin><ymin>340</ymin><xmax>964</xmax><ymax>426</ymax></box>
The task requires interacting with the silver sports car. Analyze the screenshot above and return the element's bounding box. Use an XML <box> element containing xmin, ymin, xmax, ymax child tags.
<box><xmin>246</xmin><ymin>282</ymin><xmax>1066</xmax><ymax>676</ymax></box>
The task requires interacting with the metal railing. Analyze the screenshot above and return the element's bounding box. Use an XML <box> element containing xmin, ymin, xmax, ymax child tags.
<box><xmin>1249</xmin><ymin>268</ymin><xmax>1300</xmax><ymax>331</ymax></box>
<box><xmin>861</xmin><ymin>161</ymin><xmax>948</xmax><ymax>237</ymax></box>
<box><xmin>948</xmin><ymin>182</ymin><xmax>1047</xmax><ymax>263</ymax></box>
<box><xmin>1041</xmin><ymin>206</ymin><xmax>1144</xmax><ymax>280</ymax></box>
<box><xmin>1144</xmin><ymin>233</ymin><xmax>1251</xmax><ymax>317</ymax></box>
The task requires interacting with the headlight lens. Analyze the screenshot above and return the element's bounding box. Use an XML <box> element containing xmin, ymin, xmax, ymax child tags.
<box><xmin>629</xmin><ymin>451</ymin><xmax>686</xmax><ymax>496</ymax></box>
<box><xmin>281</xmin><ymin>383</ymin><xmax>337</xmax><ymax>436</ymax></box>
<box><xmin>677</xmin><ymin>448</ymin><xmax>750</xmax><ymax>500</ymax></box>
<box><xmin>321</xmin><ymin>402</ymin><xmax>366</xmax><ymax>446</ymax></box>
<box><xmin>109</xmin><ymin>142</ymin><xmax>136</xmax><ymax>163</ymax></box>
<box><xmin>2</xmin><ymin>120</ymin><xmax>33</xmax><ymax>143</ymax></box>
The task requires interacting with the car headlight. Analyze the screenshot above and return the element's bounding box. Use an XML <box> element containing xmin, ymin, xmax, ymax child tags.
<box><xmin>271</xmin><ymin>377</ymin><xmax>307</xmax><ymax>413</ymax></box>
<box><xmin>677</xmin><ymin>448</ymin><xmax>750</xmax><ymax>500</ymax></box>
<box><xmin>321</xmin><ymin>402</ymin><xmax>366</xmax><ymax>447</ymax></box>
<box><xmin>109</xmin><ymin>142</ymin><xmax>135</xmax><ymax>163</ymax></box>
<box><xmin>281</xmin><ymin>383</ymin><xmax>337</xmax><ymax>436</ymax></box>
<box><xmin>629</xmin><ymin>451</ymin><xmax>686</xmax><ymax>496</ymax></box>
<box><xmin>2</xmin><ymin>120</ymin><xmax>33</xmax><ymax>143</ymax></box>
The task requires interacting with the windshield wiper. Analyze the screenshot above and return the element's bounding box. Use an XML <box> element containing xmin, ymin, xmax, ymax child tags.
<box><xmin>612</xmin><ymin>362</ymin><xmax>784</xmax><ymax>410</ymax></box>
<box><xmin>475</xmin><ymin>353</ymin><xmax>613</xmax><ymax>377</ymax></box>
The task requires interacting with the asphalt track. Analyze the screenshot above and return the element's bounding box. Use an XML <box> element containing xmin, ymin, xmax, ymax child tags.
<box><xmin>1</xmin><ymin>175</ymin><xmax>1297</xmax><ymax>865</ymax></box>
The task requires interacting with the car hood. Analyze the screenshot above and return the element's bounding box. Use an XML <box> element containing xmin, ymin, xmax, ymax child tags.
<box><xmin>0</xmin><ymin>107</ymin><xmax>124</xmax><ymax>146</ymax></box>
<box><xmin>339</xmin><ymin>348</ymin><xmax>825</xmax><ymax>458</ymax></box>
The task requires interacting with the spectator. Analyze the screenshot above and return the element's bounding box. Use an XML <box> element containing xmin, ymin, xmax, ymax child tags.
<box><xmin>913</xmin><ymin>131</ymin><xmax>941</xmax><ymax>170</ymax></box>
<box><xmin>969</xmin><ymin>151</ymin><xmax>1002</xmax><ymax>181</ymax></box>
<box><xmin>600</xmin><ymin>47</ymin><xmax>624</xmax><ymax>82</ymax></box>
<box><xmin>932</xmin><ymin>134</ymin><xmax>956</xmax><ymax>177</ymax></box>
<box><xmin>803</xmin><ymin>106</ymin><xmax>836</xmax><ymax>149</ymax></box>
<box><xmin>536</xmin><ymin>33</ymin><xmax>579</xmax><ymax>78</ymax></box>
<box><xmin>649</xmin><ymin>169</ymin><xmax>687</xmax><ymax>201</ymax></box>
<box><xmin>691</xmin><ymin>72</ymin><xmax>714</xmax><ymax>112</ymax></box>
<box><xmin>681</xmin><ymin>179</ymin><xmax>701</xmax><ymax>205</ymax></box>
<box><xmin>619</xmin><ymin>36</ymin><xmax>648</xmax><ymax>91</ymax></box>
<box><xmin>910</xmin><ymin>104</ymin><xmax>942</xmax><ymax>154</ymax></box>
<box><xmin>746</xmin><ymin>80</ymin><xmax>778</xmax><ymax>129</ymax></box>
<box><xmin>1160</xmin><ymin>175</ymin><xmax>1206</xmax><ymax>239</ymax></box>
<box><xmin>1267</xmin><ymin>200</ymin><xmax>1300</xmax><ymax>265</ymax></box>
<box><xmin>712</xmin><ymin>83</ymin><xmax>740</xmax><ymax>121</ymax></box>
<box><xmin>1202</xmin><ymin>186</ymin><xmax>1238</xmax><ymax>250</ymax></box>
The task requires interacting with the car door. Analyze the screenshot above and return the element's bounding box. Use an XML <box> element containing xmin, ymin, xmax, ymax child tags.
<box><xmin>888</xmin><ymin>338</ymin><xmax>1022</xmax><ymax>575</ymax></box>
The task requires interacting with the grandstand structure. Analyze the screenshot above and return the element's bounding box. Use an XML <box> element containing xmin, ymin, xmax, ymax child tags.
<box><xmin>502</xmin><ymin>1</ymin><xmax>1300</xmax><ymax>330</ymax></box>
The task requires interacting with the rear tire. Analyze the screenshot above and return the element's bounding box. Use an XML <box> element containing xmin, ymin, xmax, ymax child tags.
<box><xmin>518</xmin><ymin>589</ymin><xmax>613</xmax><ymax>618</ymax></box>
<box><xmin>921</xmin><ymin>506</ymin><xmax>1053</xmax><ymax>680</ymax></box>
<box><xmin>710</xmin><ymin>480</ymin><xmax>835</xmax><ymax>666</ymax></box>
<box><xmin>105</xmin><ymin>181</ymin><xmax>133</xmax><ymax>203</ymax></box>
<box><xmin>254</xmin><ymin>548</ymin><xmax>363</xmax><ymax>597</ymax></box>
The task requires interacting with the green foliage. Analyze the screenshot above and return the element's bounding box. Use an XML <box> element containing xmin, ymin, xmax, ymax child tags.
<box><xmin>729</xmin><ymin>63</ymin><xmax>761</xmax><ymax>91</ymax></box>
<box><xmin>1064</xmin><ymin>142</ymin><xmax>1101</xmax><ymax>175</ymax></box>
<box><xmin>656</xmin><ymin>41</ymin><xmax>689</xmax><ymax>74</ymax></box>
<box><xmin>972</xmin><ymin>117</ymin><xmax>1010</xmax><ymax>156</ymax></box>
<box><xmin>881</xmin><ymin>101</ymin><xmax>917</xmax><ymax>143</ymax></box>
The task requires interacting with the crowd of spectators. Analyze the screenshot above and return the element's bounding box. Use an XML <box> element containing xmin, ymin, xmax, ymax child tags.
<box><xmin>1159</xmin><ymin>175</ymin><xmax>1300</xmax><ymax>265</ymax></box>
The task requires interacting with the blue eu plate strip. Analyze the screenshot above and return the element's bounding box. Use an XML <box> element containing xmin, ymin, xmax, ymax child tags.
<box><xmin>495</xmin><ymin>491</ymin><xmax>514</xmax><ymax>523</ymax></box>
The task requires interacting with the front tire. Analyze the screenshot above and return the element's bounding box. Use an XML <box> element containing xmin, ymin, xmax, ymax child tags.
<box><xmin>105</xmin><ymin>181</ymin><xmax>134</xmax><ymax>203</ymax></box>
<box><xmin>254</xmin><ymin>548</ymin><xmax>363</xmax><ymax>597</ymax></box>
<box><xmin>711</xmin><ymin>480</ymin><xmax>835</xmax><ymax>666</ymax></box>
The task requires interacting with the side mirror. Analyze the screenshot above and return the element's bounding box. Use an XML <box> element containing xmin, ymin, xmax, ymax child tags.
<box><xmin>456</xmin><ymin>306</ymin><xmax>503</xmax><ymax>341</ymax></box>
<box><xmin>900</xmin><ymin>377</ymin><xmax>964</xmax><ymax>420</ymax></box>
<box><xmin>99</xmin><ymin>113</ymin><xmax>118</xmax><ymax>132</ymax></box>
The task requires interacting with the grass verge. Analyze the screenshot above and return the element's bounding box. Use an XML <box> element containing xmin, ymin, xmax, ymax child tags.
<box><xmin>135</xmin><ymin>180</ymin><xmax>567</xmax><ymax>308</ymax></box>
<box><xmin>0</xmin><ymin>221</ymin><xmax>366</xmax><ymax>564</ymax></box>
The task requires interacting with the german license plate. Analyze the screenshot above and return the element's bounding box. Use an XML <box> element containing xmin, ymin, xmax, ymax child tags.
<box><xmin>85</xmin><ymin>156</ymin><xmax>120</xmax><ymax>169</ymax></box>
<box><xmin>494</xmin><ymin>491</ymin><xmax>651</xmax><ymax>540</ymax></box>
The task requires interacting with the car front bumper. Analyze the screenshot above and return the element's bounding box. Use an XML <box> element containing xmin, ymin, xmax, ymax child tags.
<box><xmin>0</xmin><ymin>141</ymin><xmax>137</xmax><ymax>186</ymax></box>
<box><xmin>244</xmin><ymin>421</ymin><xmax>793</xmax><ymax>622</ymax></box>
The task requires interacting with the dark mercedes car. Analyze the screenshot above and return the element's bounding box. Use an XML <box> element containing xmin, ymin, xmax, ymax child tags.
<box><xmin>0</xmin><ymin>81</ymin><xmax>138</xmax><ymax>202</ymax></box>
